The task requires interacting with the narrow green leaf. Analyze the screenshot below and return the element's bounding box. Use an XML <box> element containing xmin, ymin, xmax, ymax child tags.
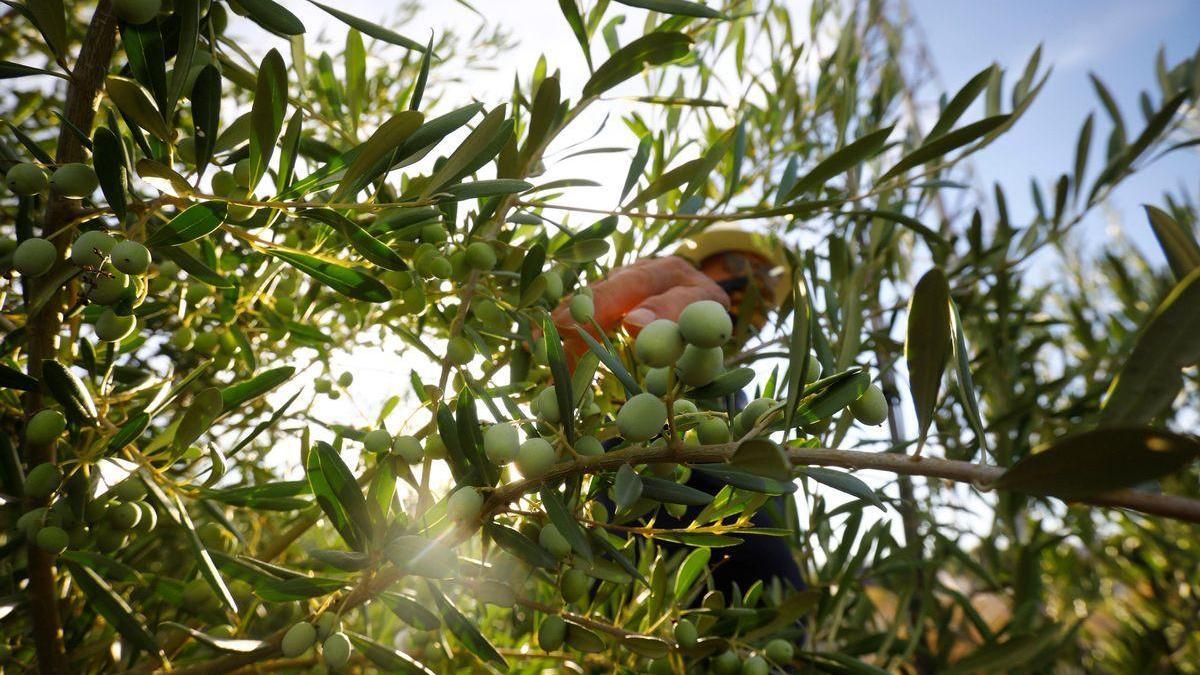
<box><xmin>167</xmin><ymin>0</ymin><xmax>200</xmax><ymax>118</ymax></box>
<box><xmin>1102</xmin><ymin>266</ymin><xmax>1200</xmax><ymax>424</ymax></box>
<box><xmin>428</xmin><ymin>583</ymin><xmax>508</xmax><ymax>668</ymax></box>
<box><xmin>158</xmin><ymin>245</ymin><xmax>233</xmax><ymax>288</ymax></box>
<box><xmin>92</xmin><ymin>127</ymin><xmax>128</xmax><ymax>221</ymax></box>
<box><xmin>621</xmin><ymin>135</ymin><xmax>652</xmax><ymax>203</ymax></box>
<box><xmin>146</xmin><ymin>201</ymin><xmax>227</xmax><ymax>247</ymax></box>
<box><xmin>409</xmin><ymin>33</ymin><xmax>433</xmax><ymax>111</ymax></box>
<box><xmin>692</xmin><ymin>464</ymin><xmax>797</xmax><ymax>495</ymax></box>
<box><xmin>542</xmin><ymin>316</ymin><xmax>576</xmax><ymax>443</ymax></box>
<box><xmin>41</xmin><ymin>359</ymin><xmax>97</xmax><ymax>426</ymax></box>
<box><xmin>993</xmin><ymin>427</ymin><xmax>1200</xmax><ymax>498</ymax></box>
<box><xmin>420</xmin><ymin>105</ymin><xmax>511</xmax><ymax>198</ymax></box>
<box><xmin>26</xmin><ymin>0</ymin><xmax>67</xmax><ymax>58</ymax></box>
<box><xmin>160</xmin><ymin>622</ymin><xmax>265</xmax><ymax>653</ymax></box>
<box><xmin>784</xmin><ymin>125</ymin><xmax>894</xmax><ymax>201</ymax></box>
<box><xmin>267</xmin><ymin>249</ymin><xmax>391</xmax><ymax>302</ymax></box>
<box><xmin>347</xmin><ymin>631</ymin><xmax>436</xmax><ymax>674</ymax></box>
<box><xmin>926</xmin><ymin>65</ymin><xmax>995</xmax><ymax>141</ymax></box>
<box><xmin>582</xmin><ymin>32</ymin><xmax>693</xmax><ymax>99</ymax></box>
<box><xmin>800</xmin><ymin>467</ymin><xmax>883</xmax><ymax>509</ymax></box>
<box><xmin>311</xmin><ymin>441</ymin><xmax>372</xmax><ymax>548</ymax></box>
<box><xmin>106</xmin><ymin>75</ymin><xmax>170</xmax><ymax>140</ymax></box>
<box><xmin>220</xmin><ymin>365</ymin><xmax>295</xmax><ymax>410</ymax></box>
<box><xmin>485</xmin><ymin>523</ymin><xmax>557</xmax><ymax>569</ymax></box>
<box><xmin>905</xmin><ymin>268</ymin><xmax>951</xmax><ymax>453</ymax></box>
<box><xmin>380</xmin><ymin>592</ymin><xmax>442</xmax><ymax>631</ymax></box>
<box><xmin>333</xmin><ymin>110</ymin><xmax>423</xmax><ymax>200</ymax></box>
<box><xmin>191</xmin><ymin>64</ymin><xmax>221</xmax><ymax>176</ymax></box>
<box><xmin>300</xmin><ymin>208</ymin><xmax>407</xmax><ymax>270</ymax></box>
<box><xmin>173</xmin><ymin>494</ymin><xmax>238</xmax><ymax>612</ymax></box>
<box><xmin>949</xmin><ymin>301</ymin><xmax>988</xmax><ymax>454</ymax></box>
<box><xmin>249</xmin><ymin>49</ymin><xmax>287</xmax><ymax>188</ymax></box>
<box><xmin>0</xmin><ymin>363</ymin><xmax>38</xmax><ymax>391</ymax></box>
<box><xmin>64</xmin><ymin>561</ymin><xmax>162</xmax><ymax>655</ymax></box>
<box><xmin>307</xmin><ymin>1</ymin><xmax>426</xmax><ymax>51</ymax></box>
<box><xmin>574</xmin><ymin>325</ymin><xmax>641</xmax><ymax>396</ymax></box>
<box><xmin>0</xmin><ymin>60</ymin><xmax>64</xmax><ymax>80</ymax></box>
<box><xmin>613</xmin><ymin>463</ymin><xmax>643</xmax><ymax>511</ymax></box>
<box><xmin>673</xmin><ymin>547</ymin><xmax>710</xmax><ymax>598</ymax></box>
<box><xmin>557</xmin><ymin>0</ymin><xmax>593</xmax><ymax>70</ymax></box>
<box><xmin>879</xmin><ymin>115</ymin><xmax>1011</xmax><ymax>182</ymax></box>
<box><xmin>1143</xmin><ymin>205</ymin><xmax>1200</xmax><ymax>280</ymax></box>
<box><xmin>238</xmin><ymin>0</ymin><xmax>306</xmax><ymax>35</ymax></box>
<box><xmin>614</xmin><ymin>0</ymin><xmax>723</xmax><ymax>17</ymax></box>
<box><xmin>639</xmin><ymin>476</ymin><xmax>713</xmax><ymax>505</ymax></box>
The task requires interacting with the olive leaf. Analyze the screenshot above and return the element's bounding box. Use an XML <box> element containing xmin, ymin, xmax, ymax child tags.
<box><xmin>106</xmin><ymin>75</ymin><xmax>170</xmax><ymax>140</ymax></box>
<box><xmin>905</xmin><ymin>268</ymin><xmax>951</xmax><ymax>453</ymax></box>
<box><xmin>237</xmin><ymin>0</ymin><xmax>305</xmax><ymax>35</ymax></box>
<box><xmin>267</xmin><ymin>249</ymin><xmax>391</xmax><ymax>303</ymax></box>
<box><xmin>146</xmin><ymin>202</ymin><xmax>227</xmax><ymax>247</ymax></box>
<box><xmin>583</xmin><ymin>32</ymin><xmax>693</xmax><ymax>99</ymax></box>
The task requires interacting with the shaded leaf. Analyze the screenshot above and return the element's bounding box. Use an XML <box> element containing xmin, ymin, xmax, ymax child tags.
<box><xmin>905</xmin><ymin>268</ymin><xmax>951</xmax><ymax>453</ymax></box>
<box><xmin>582</xmin><ymin>32</ymin><xmax>693</xmax><ymax>99</ymax></box>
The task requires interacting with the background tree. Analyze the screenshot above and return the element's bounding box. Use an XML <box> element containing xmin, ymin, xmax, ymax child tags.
<box><xmin>1</xmin><ymin>0</ymin><xmax>1198</xmax><ymax>673</ymax></box>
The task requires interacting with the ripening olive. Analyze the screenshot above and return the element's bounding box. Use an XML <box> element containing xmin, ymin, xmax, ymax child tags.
<box><xmin>362</xmin><ymin>429</ymin><xmax>392</xmax><ymax>454</ymax></box>
<box><xmin>281</xmin><ymin>621</ymin><xmax>317</xmax><ymax>658</ymax></box>
<box><xmin>420</xmin><ymin>223</ymin><xmax>448</xmax><ymax>243</ymax></box>
<box><xmin>26</xmin><ymin>410</ymin><xmax>67</xmax><ymax>446</ymax></box>
<box><xmin>678</xmin><ymin>300</ymin><xmax>733</xmax><ymax>349</ymax></box>
<box><xmin>635</xmin><ymin>319</ymin><xmax>685</xmax><ymax>368</ymax></box>
<box><xmin>851</xmin><ymin>384</ymin><xmax>888</xmax><ymax>425</ymax></box>
<box><xmin>483</xmin><ymin>423</ymin><xmax>519</xmax><ymax>464</ymax></box>
<box><xmin>616</xmin><ymin>393</ymin><xmax>667</xmax><ymax>442</ymax></box>
<box><xmin>111</xmin><ymin>240</ymin><xmax>151</xmax><ymax>275</ymax></box>
<box><xmin>114</xmin><ymin>0</ymin><xmax>161</xmax><ymax>25</ymax></box>
<box><xmin>71</xmin><ymin>230</ymin><xmax>116</xmax><ymax>268</ymax></box>
<box><xmin>516</xmin><ymin>438</ymin><xmax>556</xmax><ymax>477</ymax></box>
<box><xmin>50</xmin><ymin>163</ymin><xmax>99</xmax><ymax>198</ymax></box>
<box><xmin>569</xmin><ymin>294</ymin><xmax>594</xmax><ymax>324</ymax></box>
<box><xmin>675</xmin><ymin>344</ymin><xmax>723</xmax><ymax>387</ymax></box>
<box><xmin>424</xmin><ymin>434</ymin><xmax>447</xmax><ymax>460</ymax></box>
<box><xmin>177</xmin><ymin>136</ymin><xmax>197</xmax><ymax>165</ymax></box>
<box><xmin>13</xmin><ymin>238</ymin><xmax>57</xmax><ymax>277</ymax></box>
<box><xmin>6</xmin><ymin>163</ymin><xmax>48</xmax><ymax>195</ymax></box>
<box><xmin>391</xmin><ymin>435</ymin><xmax>423</xmax><ymax>464</ymax></box>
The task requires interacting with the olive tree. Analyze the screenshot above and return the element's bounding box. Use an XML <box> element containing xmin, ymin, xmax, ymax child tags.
<box><xmin>1</xmin><ymin>0</ymin><xmax>1199</xmax><ymax>672</ymax></box>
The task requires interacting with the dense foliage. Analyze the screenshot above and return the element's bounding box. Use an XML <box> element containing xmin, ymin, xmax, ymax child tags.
<box><xmin>1</xmin><ymin>0</ymin><xmax>1199</xmax><ymax>672</ymax></box>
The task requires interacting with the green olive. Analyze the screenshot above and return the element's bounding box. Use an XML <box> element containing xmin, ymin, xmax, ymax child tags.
<box><xmin>696</xmin><ymin>417</ymin><xmax>730</xmax><ymax>445</ymax></box>
<box><xmin>322</xmin><ymin>632</ymin><xmax>352</xmax><ymax>669</ymax></box>
<box><xmin>24</xmin><ymin>462</ymin><xmax>64</xmax><ymax>500</ymax></box>
<box><xmin>465</xmin><ymin>241</ymin><xmax>497</xmax><ymax>270</ymax></box>
<box><xmin>573</xmin><ymin>435</ymin><xmax>604</xmax><ymax>457</ymax></box>
<box><xmin>362</xmin><ymin>429</ymin><xmax>392</xmax><ymax>454</ymax></box>
<box><xmin>671</xmin><ymin>399</ymin><xmax>698</xmax><ymax>419</ymax></box>
<box><xmin>711</xmin><ymin>650</ymin><xmax>741</xmax><ymax>675</ymax></box>
<box><xmin>13</xmin><ymin>238</ymin><xmax>57</xmax><ymax>277</ymax></box>
<box><xmin>534</xmin><ymin>386</ymin><xmax>561</xmax><ymax>424</ymax></box>
<box><xmin>338</xmin><ymin>372</ymin><xmax>354</xmax><ymax>387</ymax></box>
<box><xmin>108</xmin><ymin>502</ymin><xmax>142</xmax><ymax>530</ymax></box>
<box><xmin>26</xmin><ymin>410</ymin><xmax>67</xmax><ymax>446</ymax></box>
<box><xmin>232</xmin><ymin>158</ymin><xmax>253</xmax><ymax>187</ymax></box>
<box><xmin>516</xmin><ymin>438</ymin><xmax>556</xmax><ymax>477</ymax></box>
<box><xmin>559</xmin><ymin>568</ymin><xmax>590</xmax><ymax>603</ymax></box>
<box><xmin>851</xmin><ymin>384</ymin><xmax>888</xmax><ymax>425</ymax></box>
<box><xmin>50</xmin><ymin>163</ymin><xmax>99</xmax><ymax>198</ymax></box>
<box><xmin>390</xmin><ymin>435</ymin><xmax>423</xmax><ymax>464</ymax></box>
<box><xmin>540</xmin><ymin>270</ymin><xmax>563</xmax><ymax>303</ymax></box>
<box><xmin>741</xmin><ymin>654</ymin><xmax>769</xmax><ymax>675</ymax></box>
<box><xmin>420</xmin><ymin>223</ymin><xmax>448</xmax><ymax>243</ymax></box>
<box><xmin>281</xmin><ymin>621</ymin><xmax>317</xmax><ymax>658</ymax></box>
<box><xmin>211</xmin><ymin>170</ymin><xmax>238</xmax><ymax>196</ymax></box>
<box><xmin>673</xmin><ymin>619</ymin><xmax>697</xmax><ymax>648</ymax></box>
<box><xmin>635</xmin><ymin>319</ymin><xmax>685</xmax><ymax>367</ymax></box>
<box><xmin>71</xmin><ymin>230</ymin><xmax>116</xmax><ymax>268</ymax></box>
<box><xmin>87</xmin><ymin>269</ymin><xmax>131</xmax><ymax>305</ymax></box>
<box><xmin>538</xmin><ymin>523</ymin><xmax>572</xmax><ymax>558</ymax></box>
<box><xmin>764</xmin><ymin>638</ymin><xmax>794</xmax><ymax>663</ymax></box>
<box><xmin>111</xmin><ymin>240</ymin><xmax>151</xmax><ymax>275</ymax></box>
<box><xmin>35</xmin><ymin>526</ymin><xmax>69</xmax><ymax>554</ymax></box>
<box><xmin>569</xmin><ymin>294</ymin><xmax>595</xmax><ymax>324</ymax></box>
<box><xmin>678</xmin><ymin>299</ymin><xmax>733</xmax><ymax>348</ymax></box>
<box><xmin>5</xmin><ymin>163</ymin><xmax>48</xmax><ymax>195</ymax></box>
<box><xmin>675</xmin><ymin>344</ymin><xmax>723</xmax><ymax>387</ymax></box>
<box><xmin>644</xmin><ymin>366</ymin><xmax>671</xmax><ymax>396</ymax></box>
<box><xmin>616</xmin><ymin>393</ymin><xmax>667</xmax><ymax>442</ymax></box>
<box><xmin>315</xmin><ymin>613</ymin><xmax>340</xmax><ymax>640</ymax></box>
<box><xmin>483</xmin><ymin>423</ymin><xmax>519</xmax><ymax>464</ymax></box>
<box><xmin>538</xmin><ymin>615</ymin><xmax>566</xmax><ymax>652</ymax></box>
<box><xmin>113</xmin><ymin>0</ymin><xmax>162</xmax><ymax>24</ymax></box>
<box><xmin>446</xmin><ymin>335</ymin><xmax>474</xmax><ymax>365</ymax></box>
<box><xmin>95</xmin><ymin>309</ymin><xmax>137</xmax><ymax>342</ymax></box>
<box><xmin>176</xmin><ymin>136</ymin><xmax>197</xmax><ymax>165</ymax></box>
<box><xmin>445</xmin><ymin>486</ymin><xmax>483</xmax><ymax>522</ymax></box>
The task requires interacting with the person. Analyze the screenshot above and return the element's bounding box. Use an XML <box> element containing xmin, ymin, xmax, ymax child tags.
<box><xmin>549</xmin><ymin>225</ymin><xmax>804</xmax><ymax>597</ymax></box>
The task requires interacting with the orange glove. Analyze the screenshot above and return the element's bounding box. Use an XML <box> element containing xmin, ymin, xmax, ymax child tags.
<box><xmin>551</xmin><ymin>256</ymin><xmax>731</xmax><ymax>364</ymax></box>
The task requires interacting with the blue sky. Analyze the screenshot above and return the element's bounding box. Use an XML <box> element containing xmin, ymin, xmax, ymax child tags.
<box><xmin>912</xmin><ymin>0</ymin><xmax>1200</xmax><ymax>258</ymax></box>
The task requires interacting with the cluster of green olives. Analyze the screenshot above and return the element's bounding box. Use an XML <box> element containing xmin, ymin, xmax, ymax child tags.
<box><xmin>15</xmin><ymin>454</ymin><xmax>159</xmax><ymax>558</ymax></box>
<box><xmin>281</xmin><ymin>616</ymin><xmax>353</xmax><ymax>668</ymax></box>
<box><xmin>209</xmin><ymin>159</ymin><xmax>261</xmax><ymax>222</ymax></box>
<box><xmin>4</xmin><ymin>161</ymin><xmax>98</xmax><ymax>199</ymax></box>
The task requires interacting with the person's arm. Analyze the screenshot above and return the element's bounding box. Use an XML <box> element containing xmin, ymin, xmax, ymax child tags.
<box><xmin>550</xmin><ymin>256</ymin><xmax>730</xmax><ymax>363</ymax></box>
